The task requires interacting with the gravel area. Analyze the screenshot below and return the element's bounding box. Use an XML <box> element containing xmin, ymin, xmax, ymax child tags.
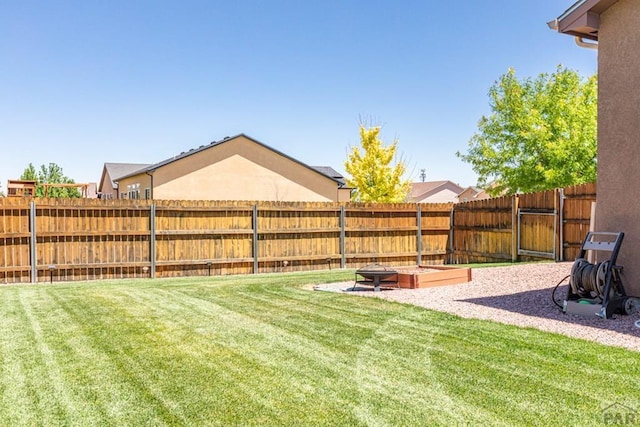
<box><xmin>314</xmin><ymin>262</ymin><xmax>640</xmax><ymax>352</ymax></box>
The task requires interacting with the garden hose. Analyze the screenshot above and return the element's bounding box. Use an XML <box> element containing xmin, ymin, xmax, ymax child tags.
<box><xmin>552</xmin><ymin>258</ymin><xmax>612</xmax><ymax>309</ymax></box>
<box><xmin>552</xmin><ymin>275</ymin><xmax>570</xmax><ymax>309</ymax></box>
<box><xmin>569</xmin><ymin>258</ymin><xmax>609</xmax><ymax>299</ymax></box>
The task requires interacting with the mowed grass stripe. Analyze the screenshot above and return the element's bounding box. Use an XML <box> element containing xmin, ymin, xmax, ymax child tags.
<box><xmin>172</xmin><ymin>285</ymin><xmax>479</xmax><ymax>425</ymax></box>
<box><xmin>428</xmin><ymin>318</ymin><xmax>637</xmax><ymax>425</ymax></box>
<box><xmin>169</xmin><ymin>286</ymin><xmax>489</xmax><ymax>426</ymax></box>
<box><xmin>0</xmin><ymin>270</ymin><xmax>638</xmax><ymax>426</ymax></box>
<box><xmin>17</xmin><ymin>290</ymin><xmax>101</xmax><ymax>424</ymax></box>
<box><xmin>42</xmin><ymin>284</ymin><xmax>365</xmax><ymax>425</ymax></box>
<box><xmin>124</xmin><ymin>286</ymin><xmax>411</xmax><ymax>424</ymax></box>
<box><xmin>0</xmin><ymin>290</ymin><xmax>60</xmax><ymax>426</ymax></box>
<box><xmin>429</xmin><ymin>315</ymin><xmax>639</xmax><ymax>398</ymax></box>
<box><xmin>46</xmin><ymin>288</ymin><xmax>195</xmax><ymax>425</ymax></box>
<box><xmin>0</xmin><ymin>288</ymin><xmax>124</xmax><ymax>425</ymax></box>
<box><xmin>349</xmin><ymin>314</ymin><xmax>499</xmax><ymax>426</ymax></box>
<box><xmin>49</xmin><ymin>286</ymin><xmax>299</xmax><ymax>426</ymax></box>
<box><xmin>20</xmin><ymin>287</ymin><xmax>189</xmax><ymax>425</ymax></box>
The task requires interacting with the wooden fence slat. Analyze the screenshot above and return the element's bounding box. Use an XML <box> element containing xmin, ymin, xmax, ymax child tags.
<box><xmin>0</xmin><ymin>184</ymin><xmax>596</xmax><ymax>283</ymax></box>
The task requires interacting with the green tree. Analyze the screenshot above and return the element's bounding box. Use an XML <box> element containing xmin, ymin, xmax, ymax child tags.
<box><xmin>345</xmin><ymin>125</ymin><xmax>411</xmax><ymax>203</ymax></box>
<box><xmin>457</xmin><ymin>65</ymin><xmax>597</xmax><ymax>196</ymax></box>
<box><xmin>21</xmin><ymin>163</ymin><xmax>38</xmax><ymax>181</ymax></box>
<box><xmin>20</xmin><ymin>163</ymin><xmax>81</xmax><ymax>198</ymax></box>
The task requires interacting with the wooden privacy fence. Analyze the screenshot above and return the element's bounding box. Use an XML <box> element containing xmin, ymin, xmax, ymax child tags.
<box><xmin>0</xmin><ymin>183</ymin><xmax>596</xmax><ymax>284</ymax></box>
<box><xmin>451</xmin><ymin>182</ymin><xmax>596</xmax><ymax>263</ymax></box>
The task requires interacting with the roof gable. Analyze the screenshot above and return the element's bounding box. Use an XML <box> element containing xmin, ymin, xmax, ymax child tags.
<box><xmin>410</xmin><ymin>180</ymin><xmax>464</xmax><ymax>202</ymax></box>
<box><xmin>99</xmin><ymin>162</ymin><xmax>151</xmax><ymax>192</ymax></box>
<box><xmin>457</xmin><ymin>186</ymin><xmax>490</xmax><ymax>202</ymax></box>
<box><xmin>116</xmin><ymin>134</ymin><xmax>345</xmax><ymax>186</ymax></box>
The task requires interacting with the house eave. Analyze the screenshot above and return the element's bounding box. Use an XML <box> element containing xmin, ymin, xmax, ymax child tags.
<box><xmin>553</xmin><ymin>0</ymin><xmax>619</xmax><ymax>41</ymax></box>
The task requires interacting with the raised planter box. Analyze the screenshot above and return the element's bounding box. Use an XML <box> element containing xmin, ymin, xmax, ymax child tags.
<box><xmin>395</xmin><ymin>265</ymin><xmax>472</xmax><ymax>289</ymax></box>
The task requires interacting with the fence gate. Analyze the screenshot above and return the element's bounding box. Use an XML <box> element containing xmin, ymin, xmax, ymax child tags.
<box><xmin>517</xmin><ymin>208</ymin><xmax>557</xmax><ymax>260</ymax></box>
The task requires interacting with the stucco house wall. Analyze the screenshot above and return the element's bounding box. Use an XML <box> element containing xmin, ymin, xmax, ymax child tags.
<box><xmin>117</xmin><ymin>174</ymin><xmax>152</xmax><ymax>200</ymax></box>
<box><xmin>595</xmin><ymin>0</ymin><xmax>640</xmax><ymax>296</ymax></box>
<box><xmin>553</xmin><ymin>0</ymin><xmax>640</xmax><ymax>296</ymax></box>
<box><xmin>98</xmin><ymin>163</ymin><xmax>151</xmax><ymax>199</ymax></box>
<box><xmin>420</xmin><ymin>188</ymin><xmax>460</xmax><ymax>204</ymax></box>
<box><xmin>409</xmin><ymin>180</ymin><xmax>464</xmax><ymax>204</ymax></box>
<box><xmin>115</xmin><ymin>135</ymin><xmax>350</xmax><ymax>202</ymax></box>
<box><xmin>98</xmin><ymin>170</ymin><xmax>117</xmax><ymax>199</ymax></box>
<box><xmin>457</xmin><ymin>187</ymin><xmax>490</xmax><ymax>203</ymax></box>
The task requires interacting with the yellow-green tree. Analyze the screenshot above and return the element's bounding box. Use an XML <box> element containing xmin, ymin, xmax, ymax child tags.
<box><xmin>345</xmin><ymin>125</ymin><xmax>411</xmax><ymax>203</ymax></box>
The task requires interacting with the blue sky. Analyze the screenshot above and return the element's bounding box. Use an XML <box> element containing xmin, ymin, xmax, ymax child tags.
<box><xmin>1</xmin><ymin>0</ymin><xmax>596</xmax><ymax>191</ymax></box>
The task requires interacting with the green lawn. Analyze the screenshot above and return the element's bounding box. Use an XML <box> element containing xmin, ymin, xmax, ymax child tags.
<box><xmin>0</xmin><ymin>270</ymin><xmax>637</xmax><ymax>426</ymax></box>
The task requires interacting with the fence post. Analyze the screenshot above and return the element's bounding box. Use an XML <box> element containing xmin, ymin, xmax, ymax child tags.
<box><xmin>512</xmin><ymin>195</ymin><xmax>519</xmax><ymax>262</ymax></box>
<box><xmin>558</xmin><ymin>188</ymin><xmax>564</xmax><ymax>262</ymax></box>
<box><xmin>449</xmin><ymin>206</ymin><xmax>454</xmax><ymax>264</ymax></box>
<box><xmin>149</xmin><ymin>203</ymin><xmax>156</xmax><ymax>279</ymax></box>
<box><xmin>30</xmin><ymin>201</ymin><xmax>37</xmax><ymax>283</ymax></box>
<box><xmin>416</xmin><ymin>205</ymin><xmax>422</xmax><ymax>265</ymax></box>
<box><xmin>340</xmin><ymin>206</ymin><xmax>346</xmax><ymax>269</ymax></box>
<box><xmin>253</xmin><ymin>204</ymin><xmax>259</xmax><ymax>274</ymax></box>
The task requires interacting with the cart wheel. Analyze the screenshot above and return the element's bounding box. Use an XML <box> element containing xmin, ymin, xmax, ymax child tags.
<box><xmin>623</xmin><ymin>297</ymin><xmax>640</xmax><ymax>315</ymax></box>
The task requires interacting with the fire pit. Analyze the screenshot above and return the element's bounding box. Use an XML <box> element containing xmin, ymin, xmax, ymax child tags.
<box><xmin>355</xmin><ymin>264</ymin><xmax>398</xmax><ymax>292</ymax></box>
<box><xmin>353</xmin><ymin>264</ymin><xmax>472</xmax><ymax>292</ymax></box>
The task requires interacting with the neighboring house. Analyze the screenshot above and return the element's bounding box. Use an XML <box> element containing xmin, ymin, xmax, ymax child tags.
<box><xmin>551</xmin><ymin>0</ymin><xmax>640</xmax><ymax>295</ymax></box>
<box><xmin>86</xmin><ymin>182</ymin><xmax>99</xmax><ymax>199</ymax></box>
<box><xmin>6</xmin><ymin>180</ymin><xmax>36</xmax><ymax>197</ymax></box>
<box><xmin>7</xmin><ymin>179</ymin><xmax>98</xmax><ymax>198</ymax></box>
<box><xmin>98</xmin><ymin>163</ymin><xmax>152</xmax><ymax>199</ymax></box>
<box><xmin>107</xmin><ymin>134</ymin><xmax>351</xmax><ymax>202</ymax></box>
<box><xmin>456</xmin><ymin>186</ymin><xmax>490</xmax><ymax>203</ymax></box>
<box><xmin>4</xmin><ymin>180</ymin><xmax>98</xmax><ymax>198</ymax></box>
<box><xmin>409</xmin><ymin>180</ymin><xmax>464</xmax><ymax>203</ymax></box>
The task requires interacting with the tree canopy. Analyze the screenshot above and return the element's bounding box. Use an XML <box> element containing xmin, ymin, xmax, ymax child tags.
<box><xmin>21</xmin><ymin>163</ymin><xmax>81</xmax><ymax>198</ymax></box>
<box><xmin>457</xmin><ymin>65</ymin><xmax>597</xmax><ymax>196</ymax></box>
<box><xmin>345</xmin><ymin>125</ymin><xmax>411</xmax><ymax>203</ymax></box>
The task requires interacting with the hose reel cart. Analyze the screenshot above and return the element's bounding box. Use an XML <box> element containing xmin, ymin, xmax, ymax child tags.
<box><xmin>562</xmin><ymin>231</ymin><xmax>638</xmax><ymax>319</ymax></box>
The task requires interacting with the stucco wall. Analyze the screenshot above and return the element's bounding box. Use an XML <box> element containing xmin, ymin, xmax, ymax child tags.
<box><xmin>155</xmin><ymin>154</ymin><xmax>334</xmax><ymax>202</ymax></box>
<box><xmin>419</xmin><ymin>188</ymin><xmax>459</xmax><ymax>204</ymax></box>
<box><xmin>596</xmin><ymin>0</ymin><xmax>640</xmax><ymax>296</ymax></box>
<box><xmin>120</xmin><ymin>135</ymin><xmax>344</xmax><ymax>202</ymax></box>
<box><xmin>98</xmin><ymin>172</ymin><xmax>118</xmax><ymax>199</ymax></box>
<box><xmin>117</xmin><ymin>174</ymin><xmax>152</xmax><ymax>199</ymax></box>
